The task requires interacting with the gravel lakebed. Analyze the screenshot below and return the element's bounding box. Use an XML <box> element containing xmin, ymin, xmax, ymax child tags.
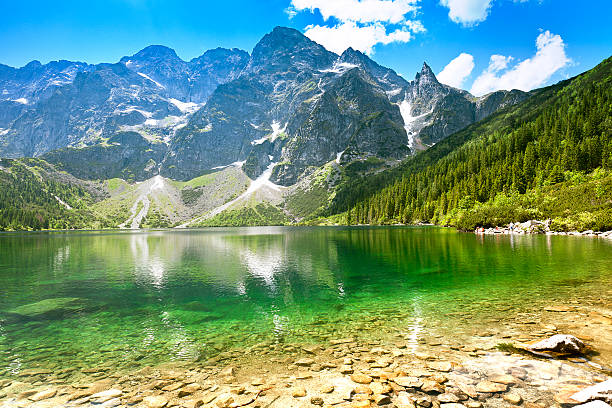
<box><xmin>1</xmin><ymin>299</ymin><xmax>611</xmax><ymax>408</ymax></box>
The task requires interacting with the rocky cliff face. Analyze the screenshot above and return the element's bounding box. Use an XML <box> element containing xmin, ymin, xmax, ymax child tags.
<box><xmin>271</xmin><ymin>69</ymin><xmax>409</xmax><ymax>185</ymax></box>
<box><xmin>398</xmin><ymin>63</ymin><xmax>528</xmax><ymax>147</ymax></box>
<box><xmin>43</xmin><ymin>131</ymin><xmax>167</xmax><ymax>181</ymax></box>
<box><xmin>0</xmin><ymin>47</ymin><xmax>249</xmax><ymax>157</ymax></box>
<box><xmin>1</xmin><ymin>26</ymin><xmax>527</xmax><ymax>186</ymax></box>
<box><xmin>120</xmin><ymin>46</ymin><xmax>249</xmax><ymax>103</ymax></box>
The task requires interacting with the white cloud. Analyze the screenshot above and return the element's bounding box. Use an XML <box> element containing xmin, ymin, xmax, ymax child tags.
<box><xmin>470</xmin><ymin>30</ymin><xmax>570</xmax><ymax>96</ymax></box>
<box><xmin>437</xmin><ymin>53</ymin><xmax>475</xmax><ymax>88</ymax></box>
<box><xmin>290</xmin><ymin>0</ymin><xmax>424</xmax><ymax>55</ymax></box>
<box><xmin>439</xmin><ymin>0</ymin><xmax>492</xmax><ymax>26</ymax></box>
<box><xmin>291</xmin><ymin>0</ymin><xmax>418</xmax><ymax>24</ymax></box>
<box><xmin>304</xmin><ymin>22</ymin><xmax>412</xmax><ymax>55</ymax></box>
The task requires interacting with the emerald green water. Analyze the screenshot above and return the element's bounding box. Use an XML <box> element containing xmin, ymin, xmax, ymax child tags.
<box><xmin>0</xmin><ymin>226</ymin><xmax>611</xmax><ymax>379</ymax></box>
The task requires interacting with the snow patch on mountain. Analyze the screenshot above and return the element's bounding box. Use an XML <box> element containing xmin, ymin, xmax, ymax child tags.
<box><xmin>320</xmin><ymin>62</ymin><xmax>358</xmax><ymax>74</ymax></box>
<box><xmin>137</xmin><ymin>72</ymin><xmax>165</xmax><ymax>89</ymax></box>
<box><xmin>169</xmin><ymin>98</ymin><xmax>201</xmax><ymax>114</ymax></box>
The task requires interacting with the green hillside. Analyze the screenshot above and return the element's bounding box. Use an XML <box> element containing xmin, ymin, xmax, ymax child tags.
<box><xmin>328</xmin><ymin>57</ymin><xmax>612</xmax><ymax>231</ymax></box>
<box><xmin>0</xmin><ymin>159</ymin><xmax>110</xmax><ymax>230</ymax></box>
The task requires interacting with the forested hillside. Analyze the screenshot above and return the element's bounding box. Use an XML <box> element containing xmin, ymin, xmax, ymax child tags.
<box><xmin>0</xmin><ymin>159</ymin><xmax>108</xmax><ymax>230</ymax></box>
<box><xmin>332</xmin><ymin>57</ymin><xmax>612</xmax><ymax>231</ymax></box>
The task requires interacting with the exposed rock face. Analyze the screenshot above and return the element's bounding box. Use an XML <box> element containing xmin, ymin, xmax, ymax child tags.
<box><xmin>271</xmin><ymin>68</ymin><xmax>409</xmax><ymax>185</ymax></box>
<box><xmin>43</xmin><ymin>131</ymin><xmax>167</xmax><ymax>181</ymax></box>
<box><xmin>0</xmin><ymin>47</ymin><xmax>249</xmax><ymax>158</ymax></box>
<box><xmin>120</xmin><ymin>45</ymin><xmax>249</xmax><ymax>103</ymax></box>
<box><xmin>398</xmin><ymin>63</ymin><xmax>528</xmax><ymax>147</ymax></box>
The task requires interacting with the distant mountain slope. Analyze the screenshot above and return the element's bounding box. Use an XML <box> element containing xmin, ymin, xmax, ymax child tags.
<box><xmin>162</xmin><ymin>27</ymin><xmax>526</xmax><ymax>183</ymax></box>
<box><xmin>0</xmin><ymin>47</ymin><xmax>249</xmax><ymax>157</ymax></box>
<box><xmin>1</xmin><ymin>26</ymin><xmax>526</xmax><ymax>188</ymax></box>
<box><xmin>328</xmin><ymin>56</ymin><xmax>612</xmax><ymax>232</ymax></box>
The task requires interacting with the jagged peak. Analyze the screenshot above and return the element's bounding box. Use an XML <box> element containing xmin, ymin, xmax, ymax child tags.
<box><xmin>127</xmin><ymin>45</ymin><xmax>180</xmax><ymax>61</ymax></box>
<box><xmin>24</xmin><ymin>60</ymin><xmax>43</xmax><ymax>69</ymax></box>
<box><xmin>415</xmin><ymin>61</ymin><xmax>439</xmax><ymax>83</ymax></box>
<box><xmin>193</xmin><ymin>47</ymin><xmax>250</xmax><ymax>62</ymax></box>
<box><xmin>341</xmin><ymin>47</ymin><xmax>362</xmax><ymax>58</ymax></box>
<box><xmin>254</xmin><ymin>26</ymin><xmax>314</xmax><ymax>52</ymax></box>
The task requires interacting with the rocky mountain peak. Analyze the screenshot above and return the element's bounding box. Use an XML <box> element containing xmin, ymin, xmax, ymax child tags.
<box><xmin>340</xmin><ymin>47</ymin><xmax>364</xmax><ymax>61</ymax></box>
<box><xmin>124</xmin><ymin>45</ymin><xmax>181</xmax><ymax>62</ymax></box>
<box><xmin>416</xmin><ymin>62</ymin><xmax>438</xmax><ymax>83</ymax></box>
<box><xmin>195</xmin><ymin>47</ymin><xmax>249</xmax><ymax>61</ymax></box>
<box><xmin>247</xmin><ymin>26</ymin><xmax>336</xmax><ymax>73</ymax></box>
<box><xmin>24</xmin><ymin>60</ymin><xmax>43</xmax><ymax>70</ymax></box>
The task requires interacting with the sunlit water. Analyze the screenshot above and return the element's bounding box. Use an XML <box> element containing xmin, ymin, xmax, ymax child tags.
<box><xmin>0</xmin><ymin>226</ymin><xmax>610</xmax><ymax>380</ymax></box>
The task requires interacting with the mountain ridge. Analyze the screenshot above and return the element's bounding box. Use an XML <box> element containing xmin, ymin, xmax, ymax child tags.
<box><xmin>0</xmin><ymin>55</ymin><xmax>609</xmax><ymax>231</ymax></box>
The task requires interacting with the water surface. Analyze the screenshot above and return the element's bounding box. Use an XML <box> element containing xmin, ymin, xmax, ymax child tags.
<box><xmin>0</xmin><ymin>226</ymin><xmax>610</xmax><ymax>379</ymax></box>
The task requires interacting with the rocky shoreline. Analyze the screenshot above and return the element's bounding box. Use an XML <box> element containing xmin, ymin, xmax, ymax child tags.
<box><xmin>1</xmin><ymin>329</ymin><xmax>611</xmax><ymax>408</ymax></box>
<box><xmin>474</xmin><ymin>220</ymin><xmax>612</xmax><ymax>238</ymax></box>
<box><xmin>1</xmin><ymin>283</ymin><xmax>611</xmax><ymax>408</ymax></box>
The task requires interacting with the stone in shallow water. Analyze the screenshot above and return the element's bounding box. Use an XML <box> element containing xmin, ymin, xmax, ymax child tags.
<box><xmin>28</xmin><ymin>389</ymin><xmax>56</xmax><ymax>401</ymax></box>
<box><xmin>143</xmin><ymin>395</ymin><xmax>169</xmax><ymax>408</ymax></box>
<box><xmin>311</xmin><ymin>396</ymin><xmax>324</xmax><ymax>405</ymax></box>
<box><xmin>220</xmin><ymin>366</ymin><xmax>236</xmax><ymax>377</ymax></box>
<box><xmin>90</xmin><ymin>389</ymin><xmax>122</xmax><ymax>403</ymax></box>
<box><xmin>421</xmin><ymin>379</ymin><xmax>445</xmax><ymax>394</ymax></box>
<box><xmin>215</xmin><ymin>393</ymin><xmax>234</xmax><ymax>407</ymax></box>
<box><xmin>351</xmin><ymin>374</ymin><xmax>373</xmax><ymax>384</ymax></box>
<box><xmin>295</xmin><ymin>358</ymin><xmax>315</xmax><ymax>367</ymax></box>
<box><xmin>394</xmin><ymin>377</ymin><xmax>423</xmax><ymax>388</ymax></box>
<box><xmin>475</xmin><ymin>381</ymin><xmax>507</xmax><ymax>393</ymax></box>
<box><xmin>503</xmin><ymin>392</ymin><xmax>523</xmax><ymax>405</ymax></box>
<box><xmin>427</xmin><ymin>361</ymin><xmax>452</xmax><ymax>372</ymax></box>
<box><xmin>291</xmin><ymin>387</ymin><xmax>307</xmax><ymax>397</ymax></box>
<box><xmin>320</xmin><ymin>385</ymin><xmax>334</xmax><ymax>394</ymax></box>
<box><xmin>488</xmin><ymin>374</ymin><xmax>518</xmax><ymax>385</ymax></box>
<box><xmin>438</xmin><ymin>393</ymin><xmax>460</xmax><ymax>403</ymax></box>
<box><xmin>574</xmin><ymin>402</ymin><xmax>612</xmax><ymax>408</ymax></box>
<box><xmin>331</xmin><ymin>338</ymin><xmax>354</xmax><ymax>345</ymax></box>
<box><xmin>374</xmin><ymin>394</ymin><xmax>391</xmax><ymax>405</ymax></box>
<box><xmin>396</xmin><ymin>391</ymin><xmax>415</xmax><ymax>408</ymax></box>
<box><xmin>370</xmin><ymin>382</ymin><xmax>392</xmax><ymax>395</ymax></box>
<box><xmin>8</xmin><ymin>297</ymin><xmax>86</xmax><ymax>320</ymax></box>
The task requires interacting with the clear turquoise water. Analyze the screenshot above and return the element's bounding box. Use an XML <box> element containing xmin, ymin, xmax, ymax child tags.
<box><xmin>0</xmin><ymin>226</ymin><xmax>610</xmax><ymax>379</ymax></box>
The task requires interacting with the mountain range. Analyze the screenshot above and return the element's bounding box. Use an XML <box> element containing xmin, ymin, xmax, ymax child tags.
<box><xmin>1</xmin><ymin>27</ymin><xmax>525</xmax><ymax>182</ymax></box>
<box><xmin>1</xmin><ymin>27</ymin><xmax>608</xmax><ymax>231</ymax></box>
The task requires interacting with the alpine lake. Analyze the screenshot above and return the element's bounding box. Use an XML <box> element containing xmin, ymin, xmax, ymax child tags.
<box><xmin>0</xmin><ymin>226</ymin><xmax>611</xmax><ymax>407</ymax></box>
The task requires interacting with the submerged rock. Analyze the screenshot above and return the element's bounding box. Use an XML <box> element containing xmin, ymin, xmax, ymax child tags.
<box><xmin>28</xmin><ymin>389</ymin><xmax>56</xmax><ymax>401</ymax></box>
<box><xmin>143</xmin><ymin>395</ymin><xmax>169</xmax><ymax>408</ymax></box>
<box><xmin>6</xmin><ymin>297</ymin><xmax>87</xmax><ymax>320</ymax></box>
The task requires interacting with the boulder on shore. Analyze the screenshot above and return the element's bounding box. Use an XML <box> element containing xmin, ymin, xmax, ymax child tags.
<box><xmin>571</xmin><ymin>379</ymin><xmax>612</xmax><ymax>404</ymax></box>
<box><xmin>528</xmin><ymin>334</ymin><xmax>587</xmax><ymax>355</ymax></box>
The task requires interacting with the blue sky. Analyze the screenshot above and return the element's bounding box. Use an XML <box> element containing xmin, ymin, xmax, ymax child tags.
<box><xmin>1</xmin><ymin>0</ymin><xmax>610</xmax><ymax>95</ymax></box>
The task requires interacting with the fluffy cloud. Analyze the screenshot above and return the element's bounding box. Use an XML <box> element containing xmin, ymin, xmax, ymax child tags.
<box><xmin>439</xmin><ymin>0</ymin><xmax>492</xmax><ymax>26</ymax></box>
<box><xmin>437</xmin><ymin>53</ymin><xmax>475</xmax><ymax>88</ymax></box>
<box><xmin>304</xmin><ymin>22</ymin><xmax>412</xmax><ymax>55</ymax></box>
<box><xmin>291</xmin><ymin>0</ymin><xmax>418</xmax><ymax>24</ymax></box>
<box><xmin>470</xmin><ymin>30</ymin><xmax>570</xmax><ymax>96</ymax></box>
<box><xmin>290</xmin><ymin>0</ymin><xmax>424</xmax><ymax>55</ymax></box>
